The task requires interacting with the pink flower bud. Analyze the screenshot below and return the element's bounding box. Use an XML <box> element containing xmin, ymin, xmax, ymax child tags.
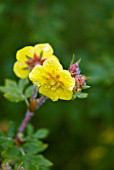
<box><xmin>69</xmin><ymin>63</ymin><xmax>80</xmax><ymax>77</ymax></box>
<box><xmin>74</xmin><ymin>75</ymin><xmax>86</xmax><ymax>92</ymax></box>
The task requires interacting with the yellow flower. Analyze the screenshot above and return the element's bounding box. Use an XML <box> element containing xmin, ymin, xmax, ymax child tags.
<box><xmin>13</xmin><ymin>43</ymin><xmax>58</xmax><ymax>78</ymax></box>
<box><xmin>29</xmin><ymin>59</ymin><xmax>75</xmax><ymax>101</ymax></box>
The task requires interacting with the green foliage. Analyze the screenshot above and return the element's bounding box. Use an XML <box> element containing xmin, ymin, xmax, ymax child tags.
<box><xmin>0</xmin><ymin>0</ymin><xmax>114</xmax><ymax>170</ymax></box>
<box><xmin>0</xmin><ymin>123</ymin><xmax>52</xmax><ymax>170</ymax></box>
<box><xmin>0</xmin><ymin>79</ymin><xmax>34</xmax><ymax>103</ymax></box>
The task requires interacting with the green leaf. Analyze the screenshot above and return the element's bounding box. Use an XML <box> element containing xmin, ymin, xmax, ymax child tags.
<box><xmin>0</xmin><ymin>79</ymin><xmax>24</xmax><ymax>102</ymax></box>
<box><xmin>8</xmin><ymin>122</ymin><xmax>16</xmax><ymax>138</ymax></box>
<box><xmin>22</xmin><ymin>155</ymin><xmax>40</xmax><ymax>170</ymax></box>
<box><xmin>33</xmin><ymin>129</ymin><xmax>49</xmax><ymax>139</ymax></box>
<box><xmin>22</xmin><ymin>155</ymin><xmax>52</xmax><ymax>170</ymax></box>
<box><xmin>4</xmin><ymin>79</ymin><xmax>17</xmax><ymax>88</ymax></box>
<box><xmin>73</xmin><ymin>92</ymin><xmax>88</xmax><ymax>99</ymax></box>
<box><xmin>2</xmin><ymin>146</ymin><xmax>20</xmax><ymax>159</ymax></box>
<box><xmin>4</xmin><ymin>93</ymin><xmax>24</xmax><ymax>102</ymax></box>
<box><xmin>23</xmin><ymin>140</ymin><xmax>48</xmax><ymax>154</ymax></box>
<box><xmin>18</xmin><ymin>78</ymin><xmax>29</xmax><ymax>93</ymax></box>
<box><xmin>0</xmin><ymin>78</ymin><xmax>31</xmax><ymax>103</ymax></box>
<box><xmin>76</xmin><ymin>92</ymin><xmax>88</xmax><ymax>98</ymax></box>
<box><xmin>26</xmin><ymin>123</ymin><xmax>34</xmax><ymax>136</ymax></box>
<box><xmin>0</xmin><ymin>133</ymin><xmax>13</xmax><ymax>148</ymax></box>
<box><xmin>37</xmin><ymin>155</ymin><xmax>53</xmax><ymax>167</ymax></box>
<box><xmin>82</xmin><ymin>85</ymin><xmax>90</xmax><ymax>89</ymax></box>
<box><xmin>25</xmin><ymin>85</ymin><xmax>34</xmax><ymax>98</ymax></box>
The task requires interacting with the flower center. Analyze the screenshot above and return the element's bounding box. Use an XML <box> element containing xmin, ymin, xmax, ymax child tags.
<box><xmin>25</xmin><ymin>53</ymin><xmax>46</xmax><ymax>70</ymax></box>
<box><xmin>45</xmin><ymin>74</ymin><xmax>63</xmax><ymax>91</ymax></box>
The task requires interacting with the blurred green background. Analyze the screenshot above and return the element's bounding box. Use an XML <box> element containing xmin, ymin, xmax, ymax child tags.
<box><xmin>0</xmin><ymin>0</ymin><xmax>114</xmax><ymax>170</ymax></box>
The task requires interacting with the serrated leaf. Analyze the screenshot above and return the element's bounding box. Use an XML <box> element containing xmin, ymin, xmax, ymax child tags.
<box><xmin>33</xmin><ymin>129</ymin><xmax>49</xmax><ymax>139</ymax></box>
<box><xmin>0</xmin><ymin>79</ymin><xmax>17</xmax><ymax>93</ymax></box>
<box><xmin>0</xmin><ymin>79</ymin><xmax>28</xmax><ymax>103</ymax></box>
<box><xmin>2</xmin><ymin>146</ymin><xmax>20</xmax><ymax>159</ymax></box>
<box><xmin>23</xmin><ymin>155</ymin><xmax>40</xmax><ymax>170</ymax></box>
<box><xmin>37</xmin><ymin>155</ymin><xmax>53</xmax><ymax>167</ymax></box>
<box><xmin>22</xmin><ymin>155</ymin><xmax>52</xmax><ymax>170</ymax></box>
<box><xmin>4</xmin><ymin>93</ymin><xmax>24</xmax><ymax>102</ymax></box>
<box><xmin>5</xmin><ymin>79</ymin><xmax>17</xmax><ymax>88</ymax></box>
<box><xmin>18</xmin><ymin>78</ymin><xmax>29</xmax><ymax>93</ymax></box>
<box><xmin>25</xmin><ymin>85</ymin><xmax>34</xmax><ymax>98</ymax></box>
<box><xmin>23</xmin><ymin>140</ymin><xmax>48</xmax><ymax>154</ymax></box>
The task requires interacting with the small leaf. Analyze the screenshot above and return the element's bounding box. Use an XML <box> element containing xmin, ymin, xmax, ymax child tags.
<box><xmin>18</xmin><ymin>78</ymin><xmax>29</xmax><ymax>93</ymax></box>
<box><xmin>26</xmin><ymin>123</ymin><xmax>34</xmax><ymax>136</ymax></box>
<box><xmin>73</xmin><ymin>92</ymin><xmax>88</xmax><ymax>99</ymax></box>
<box><xmin>33</xmin><ymin>129</ymin><xmax>49</xmax><ymax>139</ymax></box>
<box><xmin>82</xmin><ymin>85</ymin><xmax>90</xmax><ymax>89</ymax></box>
<box><xmin>4</xmin><ymin>93</ymin><xmax>24</xmax><ymax>103</ymax></box>
<box><xmin>25</xmin><ymin>85</ymin><xmax>34</xmax><ymax>98</ymax></box>
<box><xmin>22</xmin><ymin>155</ymin><xmax>52</xmax><ymax>170</ymax></box>
<box><xmin>37</xmin><ymin>155</ymin><xmax>53</xmax><ymax>167</ymax></box>
<box><xmin>76</xmin><ymin>92</ymin><xmax>88</xmax><ymax>98</ymax></box>
<box><xmin>5</xmin><ymin>79</ymin><xmax>17</xmax><ymax>88</ymax></box>
<box><xmin>0</xmin><ymin>79</ymin><xmax>27</xmax><ymax>103</ymax></box>
<box><xmin>23</xmin><ymin>140</ymin><xmax>48</xmax><ymax>154</ymax></box>
<box><xmin>72</xmin><ymin>93</ymin><xmax>77</xmax><ymax>99</ymax></box>
<box><xmin>22</xmin><ymin>155</ymin><xmax>40</xmax><ymax>170</ymax></box>
<box><xmin>2</xmin><ymin>146</ymin><xmax>20</xmax><ymax>159</ymax></box>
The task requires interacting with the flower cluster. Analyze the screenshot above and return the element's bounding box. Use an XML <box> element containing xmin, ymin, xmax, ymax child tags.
<box><xmin>13</xmin><ymin>43</ymin><xmax>58</xmax><ymax>78</ymax></box>
<box><xmin>69</xmin><ymin>60</ymin><xmax>88</xmax><ymax>92</ymax></box>
<box><xmin>13</xmin><ymin>43</ymin><xmax>89</xmax><ymax>101</ymax></box>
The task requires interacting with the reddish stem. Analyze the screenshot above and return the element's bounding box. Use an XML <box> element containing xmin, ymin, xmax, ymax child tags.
<box><xmin>14</xmin><ymin>95</ymin><xmax>47</xmax><ymax>145</ymax></box>
<box><xmin>18</xmin><ymin>110</ymin><xmax>33</xmax><ymax>133</ymax></box>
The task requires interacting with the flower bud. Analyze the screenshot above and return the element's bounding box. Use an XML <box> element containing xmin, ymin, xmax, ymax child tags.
<box><xmin>74</xmin><ymin>75</ymin><xmax>86</xmax><ymax>92</ymax></box>
<box><xmin>69</xmin><ymin>63</ymin><xmax>80</xmax><ymax>77</ymax></box>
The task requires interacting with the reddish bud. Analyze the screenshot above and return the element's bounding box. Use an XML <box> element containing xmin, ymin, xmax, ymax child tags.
<box><xmin>74</xmin><ymin>75</ymin><xmax>86</xmax><ymax>92</ymax></box>
<box><xmin>69</xmin><ymin>63</ymin><xmax>80</xmax><ymax>77</ymax></box>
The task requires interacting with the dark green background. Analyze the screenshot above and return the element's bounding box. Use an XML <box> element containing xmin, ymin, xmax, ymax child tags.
<box><xmin>0</xmin><ymin>0</ymin><xmax>114</xmax><ymax>170</ymax></box>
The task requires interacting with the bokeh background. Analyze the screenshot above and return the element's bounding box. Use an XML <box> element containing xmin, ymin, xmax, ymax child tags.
<box><xmin>0</xmin><ymin>0</ymin><xmax>114</xmax><ymax>170</ymax></box>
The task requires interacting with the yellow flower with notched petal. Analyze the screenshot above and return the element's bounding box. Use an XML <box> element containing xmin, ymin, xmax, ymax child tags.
<box><xmin>29</xmin><ymin>59</ymin><xmax>75</xmax><ymax>101</ymax></box>
<box><xmin>13</xmin><ymin>43</ymin><xmax>58</xmax><ymax>78</ymax></box>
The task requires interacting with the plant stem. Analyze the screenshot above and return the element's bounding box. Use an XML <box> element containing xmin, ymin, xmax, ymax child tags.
<box><xmin>14</xmin><ymin>95</ymin><xmax>47</xmax><ymax>145</ymax></box>
<box><xmin>32</xmin><ymin>86</ymin><xmax>38</xmax><ymax>99</ymax></box>
<box><xmin>18</xmin><ymin>110</ymin><xmax>33</xmax><ymax>133</ymax></box>
<box><xmin>36</xmin><ymin>96</ymin><xmax>47</xmax><ymax>109</ymax></box>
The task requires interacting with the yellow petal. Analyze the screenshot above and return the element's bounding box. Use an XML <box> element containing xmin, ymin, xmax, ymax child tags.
<box><xmin>46</xmin><ymin>55</ymin><xmax>59</xmax><ymax>63</ymax></box>
<box><xmin>29</xmin><ymin>65</ymin><xmax>47</xmax><ymax>86</ymax></box>
<box><xmin>13</xmin><ymin>61</ymin><xmax>29</xmax><ymax>78</ymax></box>
<box><xmin>43</xmin><ymin>59</ymin><xmax>63</xmax><ymax>75</ymax></box>
<box><xmin>59</xmin><ymin>70</ymin><xmax>75</xmax><ymax>90</ymax></box>
<box><xmin>39</xmin><ymin>86</ymin><xmax>59</xmax><ymax>101</ymax></box>
<box><xmin>16</xmin><ymin>46</ymin><xmax>34</xmax><ymax>61</ymax></box>
<box><xmin>56</xmin><ymin>86</ymin><xmax>73</xmax><ymax>100</ymax></box>
<box><xmin>34</xmin><ymin>43</ymin><xmax>53</xmax><ymax>59</ymax></box>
